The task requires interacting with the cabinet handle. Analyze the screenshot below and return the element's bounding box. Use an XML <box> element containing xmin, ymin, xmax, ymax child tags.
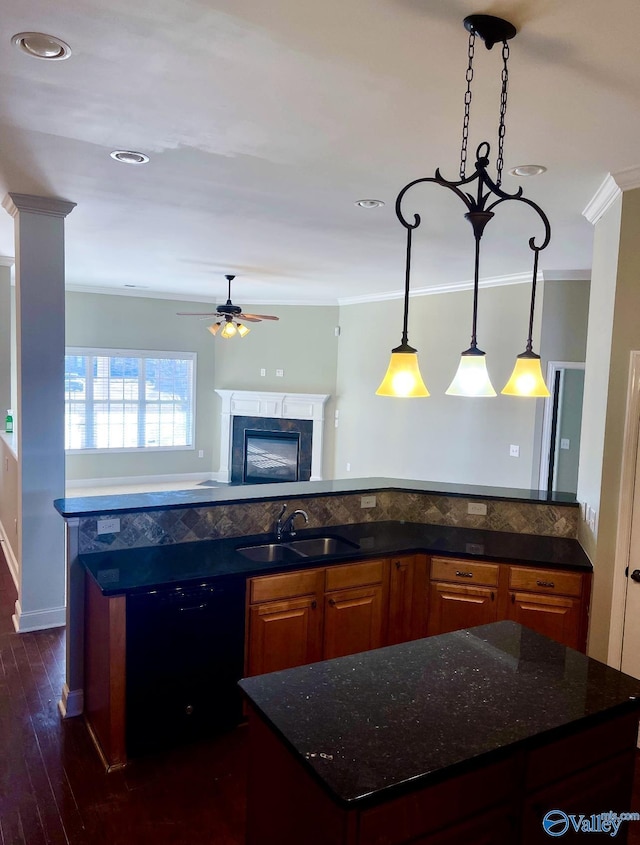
<box><xmin>395</xmin><ymin>560</ymin><xmax>405</xmax><ymax>570</ymax></box>
<box><xmin>311</xmin><ymin>600</ymin><xmax>317</xmax><ymax>610</ymax></box>
<box><xmin>455</xmin><ymin>570</ymin><xmax>474</xmax><ymax>578</ymax></box>
<box><xmin>328</xmin><ymin>598</ymin><xmax>336</xmax><ymax>606</ymax></box>
<box><xmin>536</xmin><ymin>579</ymin><xmax>555</xmax><ymax>588</ymax></box>
<box><xmin>491</xmin><ymin>592</ymin><xmax>495</xmax><ymax>602</ymax></box>
<box><xmin>511</xmin><ymin>593</ymin><xmax>515</xmax><ymax>603</ymax></box>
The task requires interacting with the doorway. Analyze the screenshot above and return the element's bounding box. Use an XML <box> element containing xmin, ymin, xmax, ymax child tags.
<box><xmin>538</xmin><ymin>362</ymin><xmax>585</xmax><ymax>495</ymax></box>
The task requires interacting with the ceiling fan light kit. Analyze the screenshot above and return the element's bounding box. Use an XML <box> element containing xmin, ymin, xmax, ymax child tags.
<box><xmin>178</xmin><ymin>274</ymin><xmax>278</xmax><ymax>339</ymax></box>
<box><xmin>377</xmin><ymin>14</ymin><xmax>551</xmax><ymax>399</ymax></box>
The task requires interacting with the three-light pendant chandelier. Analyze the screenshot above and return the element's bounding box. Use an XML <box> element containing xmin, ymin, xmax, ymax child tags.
<box><xmin>376</xmin><ymin>14</ymin><xmax>551</xmax><ymax>399</ymax></box>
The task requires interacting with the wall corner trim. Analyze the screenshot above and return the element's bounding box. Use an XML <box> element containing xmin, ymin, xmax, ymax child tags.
<box><xmin>583</xmin><ymin>166</ymin><xmax>640</xmax><ymax>225</ymax></box>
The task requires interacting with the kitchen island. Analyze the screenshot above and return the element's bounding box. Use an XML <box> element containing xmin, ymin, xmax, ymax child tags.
<box><xmin>239</xmin><ymin>621</ymin><xmax>640</xmax><ymax>844</ymax></box>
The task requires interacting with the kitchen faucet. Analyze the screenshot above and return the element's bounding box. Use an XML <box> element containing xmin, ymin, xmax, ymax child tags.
<box><xmin>275</xmin><ymin>504</ymin><xmax>309</xmax><ymax>541</ymax></box>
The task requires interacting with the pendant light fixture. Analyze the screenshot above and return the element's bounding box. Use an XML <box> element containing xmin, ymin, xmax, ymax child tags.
<box><xmin>376</xmin><ymin>226</ymin><xmax>429</xmax><ymax>397</ymax></box>
<box><xmin>381</xmin><ymin>14</ymin><xmax>551</xmax><ymax>398</ymax></box>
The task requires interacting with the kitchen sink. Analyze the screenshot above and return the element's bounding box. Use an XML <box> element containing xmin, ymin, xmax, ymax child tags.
<box><xmin>236</xmin><ymin>543</ymin><xmax>305</xmax><ymax>563</ymax></box>
<box><xmin>237</xmin><ymin>535</ymin><xmax>360</xmax><ymax>562</ymax></box>
<box><xmin>286</xmin><ymin>536</ymin><xmax>360</xmax><ymax>557</ymax></box>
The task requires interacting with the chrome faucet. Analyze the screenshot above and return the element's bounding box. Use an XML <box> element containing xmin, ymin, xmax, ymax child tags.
<box><xmin>275</xmin><ymin>504</ymin><xmax>309</xmax><ymax>541</ymax></box>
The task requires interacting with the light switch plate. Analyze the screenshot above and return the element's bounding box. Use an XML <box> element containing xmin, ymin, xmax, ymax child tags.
<box><xmin>97</xmin><ymin>517</ymin><xmax>121</xmax><ymax>535</ymax></box>
<box><xmin>467</xmin><ymin>502</ymin><xmax>487</xmax><ymax>516</ymax></box>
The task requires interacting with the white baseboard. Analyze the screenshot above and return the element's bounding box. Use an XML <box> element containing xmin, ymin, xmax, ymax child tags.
<box><xmin>66</xmin><ymin>471</ymin><xmax>215</xmax><ymax>489</ymax></box>
<box><xmin>13</xmin><ymin>599</ymin><xmax>66</xmax><ymax>632</ymax></box>
<box><xmin>0</xmin><ymin>517</ymin><xmax>19</xmax><ymax>591</ymax></box>
<box><xmin>58</xmin><ymin>683</ymin><xmax>84</xmax><ymax>718</ymax></box>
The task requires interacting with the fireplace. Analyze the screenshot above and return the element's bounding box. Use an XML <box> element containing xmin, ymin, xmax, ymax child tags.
<box><xmin>231</xmin><ymin>416</ymin><xmax>313</xmax><ymax>484</ymax></box>
<box><xmin>215</xmin><ymin>390</ymin><xmax>330</xmax><ymax>484</ymax></box>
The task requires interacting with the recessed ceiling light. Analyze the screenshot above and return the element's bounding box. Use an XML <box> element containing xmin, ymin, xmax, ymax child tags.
<box><xmin>508</xmin><ymin>164</ymin><xmax>547</xmax><ymax>177</ymax></box>
<box><xmin>12</xmin><ymin>32</ymin><xmax>72</xmax><ymax>60</ymax></box>
<box><xmin>110</xmin><ymin>150</ymin><xmax>150</xmax><ymax>165</ymax></box>
<box><xmin>355</xmin><ymin>199</ymin><xmax>385</xmax><ymax>209</ymax></box>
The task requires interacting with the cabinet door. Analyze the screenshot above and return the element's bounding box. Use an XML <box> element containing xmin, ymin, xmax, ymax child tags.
<box><xmin>428</xmin><ymin>582</ymin><xmax>498</xmax><ymax>637</ymax></box>
<box><xmin>387</xmin><ymin>555</ymin><xmax>429</xmax><ymax>645</ymax></box>
<box><xmin>507</xmin><ymin>591</ymin><xmax>581</xmax><ymax>649</ymax></box>
<box><xmin>247</xmin><ymin>595</ymin><xmax>323</xmax><ymax>676</ymax></box>
<box><xmin>324</xmin><ymin>585</ymin><xmax>385</xmax><ymax>660</ymax></box>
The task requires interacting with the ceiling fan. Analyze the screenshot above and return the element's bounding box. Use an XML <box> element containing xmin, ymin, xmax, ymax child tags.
<box><xmin>177</xmin><ymin>275</ymin><xmax>279</xmax><ymax>339</ymax></box>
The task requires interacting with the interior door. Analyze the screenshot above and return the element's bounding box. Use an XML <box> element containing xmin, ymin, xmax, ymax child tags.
<box><xmin>621</xmin><ymin>429</ymin><xmax>640</xmax><ymax>681</ymax></box>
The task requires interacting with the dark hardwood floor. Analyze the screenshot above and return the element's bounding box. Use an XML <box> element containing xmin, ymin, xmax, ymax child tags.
<box><xmin>1</xmin><ymin>547</ymin><xmax>639</xmax><ymax>844</ymax></box>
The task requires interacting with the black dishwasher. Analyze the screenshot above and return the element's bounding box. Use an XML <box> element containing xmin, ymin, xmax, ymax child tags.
<box><xmin>126</xmin><ymin>576</ymin><xmax>245</xmax><ymax>756</ymax></box>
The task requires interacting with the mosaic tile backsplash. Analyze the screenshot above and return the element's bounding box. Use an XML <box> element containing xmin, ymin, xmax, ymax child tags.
<box><xmin>78</xmin><ymin>491</ymin><xmax>578</xmax><ymax>553</ymax></box>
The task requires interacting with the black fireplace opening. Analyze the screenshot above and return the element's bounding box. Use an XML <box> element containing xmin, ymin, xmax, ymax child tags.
<box><xmin>231</xmin><ymin>416</ymin><xmax>313</xmax><ymax>485</ymax></box>
<box><xmin>244</xmin><ymin>430</ymin><xmax>300</xmax><ymax>484</ymax></box>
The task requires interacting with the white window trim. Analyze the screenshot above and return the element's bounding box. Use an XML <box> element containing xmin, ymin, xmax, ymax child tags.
<box><xmin>65</xmin><ymin>346</ymin><xmax>197</xmax><ymax>454</ymax></box>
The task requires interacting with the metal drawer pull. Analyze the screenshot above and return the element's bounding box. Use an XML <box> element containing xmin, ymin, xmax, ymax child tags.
<box><xmin>456</xmin><ymin>570</ymin><xmax>474</xmax><ymax>578</ymax></box>
<box><xmin>536</xmin><ymin>579</ymin><xmax>555</xmax><ymax>588</ymax></box>
<box><xmin>311</xmin><ymin>600</ymin><xmax>317</xmax><ymax>609</ymax></box>
<box><xmin>328</xmin><ymin>598</ymin><xmax>336</xmax><ymax>606</ymax></box>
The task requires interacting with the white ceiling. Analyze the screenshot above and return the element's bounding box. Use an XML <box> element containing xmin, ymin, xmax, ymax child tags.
<box><xmin>0</xmin><ymin>0</ymin><xmax>638</xmax><ymax>306</ymax></box>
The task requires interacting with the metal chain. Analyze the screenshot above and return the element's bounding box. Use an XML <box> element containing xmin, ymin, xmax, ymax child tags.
<box><xmin>459</xmin><ymin>30</ymin><xmax>475</xmax><ymax>181</ymax></box>
<box><xmin>496</xmin><ymin>39</ymin><xmax>510</xmax><ymax>186</ymax></box>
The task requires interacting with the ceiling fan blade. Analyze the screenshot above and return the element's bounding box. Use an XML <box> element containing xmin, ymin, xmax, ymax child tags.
<box><xmin>176</xmin><ymin>311</ymin><xmax>220</xmax><ymax>316</ymax></box>
<box><xmin>241</xmin><ymin>313</ymin><xmax>279</xmax><ymax>321</ymax></box>
<box><xmin>237</xmin><ymin>314</ymin><xmax>262</xmax><ymax>323</ymax></box>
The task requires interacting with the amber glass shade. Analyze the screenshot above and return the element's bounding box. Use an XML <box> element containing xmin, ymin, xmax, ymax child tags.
<box><xmin>220</xmin><ymin>321</ymin><xmax>237</xmax><ymax>339</ymax></box>
<box><xmin>501</xmin><ymin>353</ymin><xmax>550</xmax><ymax>397</ymax></box>
<box><xmin>446</xmin><ymin>351</ymin><xmax>496</xmax><ymax>397</ymax></box>
<box><xmin>376</xmin><ymin>350</ymin><xmax>430</xmax><ymax>397</ymax></box>
<box><xmin>208</xmin><ymin>322</ymin><xmax>221</xmax><ymax>336</ymax></box>
<box><xmin>237</xmin><ymin>323</ymin><xmax>251</xmax><ymax>337</ymax></box>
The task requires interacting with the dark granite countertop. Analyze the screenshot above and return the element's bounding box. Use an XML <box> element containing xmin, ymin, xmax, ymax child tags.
<box><xmin>239</xmin><ymin>621</ymin><xmax>640</xmax><ymax>808</ymax></box>
<box><xmin>81</xmin><ymin>520</ymin><xmax>592</xmax><ymax>596</ymax></box>
<box><xmin>54</xmin><ymin>476</ymin><xmax>578</xmax><ymax>518</ymax></box>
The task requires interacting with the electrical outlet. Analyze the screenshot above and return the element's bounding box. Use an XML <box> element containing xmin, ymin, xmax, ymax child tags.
<box><xmin>97</xmin><ymin>517</ymin><xmax>121</xmax><ymax>535</ymax></box>
<box><xmin>361</xmin><ymin>495</ymin><xmax>376</xmax><ymax>509</ymax></box>
<box><xmin>346</xmin><ymin>462</ymin><xmax>351</xmax><ymax>472</ymax></box>
<box><xmin>467</xmin><ymin>502</ymin><xmax>487</xmax><ymax>516</ymax></box>
<box><xmin>276</xmin><ymin>369</ymin><xmax>284</xmax><ymax>377</ymax></box>
<box><xmin>560</xmin><ymin>438</ymin><xmax>570</xmax><ymax>450</ymax></box>
<box><xmin>588</xmin><ymin>506</ymin><xmax>597</xmax><ymax>531</ymax></box>
<box><xmin>198</xmin><ymin>450</ymin><xmax>204</xmax><ymax>458</ymax></box>
<box><xmin>260</xmin><ymin>368</ymin><xmax>266</xmax><ymax>377</ymax></box>
<box><xmin>509</xmin><ymin>444</ymin><xmax>520</xmax><ymax>457</ymax></box>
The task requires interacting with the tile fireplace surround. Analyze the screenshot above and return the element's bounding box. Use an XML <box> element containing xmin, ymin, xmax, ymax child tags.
<box><xmin>215</xmin><ymin>390</ymin><xmax>330</xmax><ymax>483</ymax></box>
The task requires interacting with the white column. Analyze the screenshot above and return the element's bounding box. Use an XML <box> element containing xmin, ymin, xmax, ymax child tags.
<box><xmin>0</xmin><ymin>259</ymin><xmax>13</xmax><ymax>415</ymax></box>
<box><xmin>2</xmin><ymin>193</ymin><xmax>76</xmax><ymax>633</ymax></box>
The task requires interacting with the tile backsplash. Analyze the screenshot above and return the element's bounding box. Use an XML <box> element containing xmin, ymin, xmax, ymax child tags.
<box><xmin>78</xmin><ymin>490</ymin><xmax>578</xmax><ymax>553</ymax></box>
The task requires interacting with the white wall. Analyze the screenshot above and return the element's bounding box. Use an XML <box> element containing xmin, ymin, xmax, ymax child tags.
<box><xmin>333</xmin><ymin>283</ymin><xmax>544</xmax><ymax>486</ymax></box>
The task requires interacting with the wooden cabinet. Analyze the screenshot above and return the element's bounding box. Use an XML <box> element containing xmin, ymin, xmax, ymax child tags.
<box><xmin>428</xmin><ymin>557</ymin><xmax>500</xmax><ymax>637</ymax></box>
<box><xmin>428</xmin><ymin>558</ymin><xmax>590</xmax><ymax>650</ymax></box>
<box><xmin>246</xmin><ymin>569</ymin><xmax>324</xmax><ymax>676</ymax></box>
<box><xmin>507</xmin><ymin>566</ymin><xmax>589</xmax><ymax>650</ymax></box>
<box><xmin>387</xmin><ymin>554</ymin><xmax>429</xmax><ymax>645</ymax></box>
<box><xmin>324</xmin><ymin>559</ymin><xmax>387</xmax><ymax>659</ymax></box>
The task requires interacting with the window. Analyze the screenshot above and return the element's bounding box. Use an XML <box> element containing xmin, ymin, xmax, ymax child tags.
<box><xmin>65</xmin><ymin>348</ymin><xmax>195</xmax><ymax>452</ymax></box>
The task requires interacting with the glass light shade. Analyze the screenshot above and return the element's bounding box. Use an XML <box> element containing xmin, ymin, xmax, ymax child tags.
<box><xmin>220</xmin><ymin>321</ymin><xmax>237</xmax><ymax>339</ymax></box>
<box><xmin>501</xmin><ymin>353</ymin><xmax>550</xmax><ymax>397</ymax></box>
<box><xmin>446</xmin><ymin>351</ymin><xmax>497</xmax><ymax>397</ymax></box>
<box><xmin>376</xmin><ymin>350</ymin><xmax>429</xmax><ymax>397</ymax></box>
<box><xmin>208</xmin><ymin>322</ymin><xmax>221</xmax><ymax>336</ymax></box>
<box><xmin>237</xmin><ymin>323</ymin><xmax>251</xmax><ymax>338</ymax></box>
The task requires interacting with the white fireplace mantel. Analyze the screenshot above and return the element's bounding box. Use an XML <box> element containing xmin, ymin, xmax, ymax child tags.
<box><xmin>215</xmin><ymin>390</ymin><xmax>330</xmax><ymax>483</ymax></box>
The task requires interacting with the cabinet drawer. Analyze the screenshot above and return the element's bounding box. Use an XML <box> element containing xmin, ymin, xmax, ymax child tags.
<box><xmin>325</xmin><ymin>559</ymin><xmax>385</xmax><ymax>591</ymax></box>
<box><xmin>249</xmin><ymin>569</ymin><xmax>323</xmax><ymax>604</ymax></box>
<box><xmin>509</xmin><ymin>566</ymin><xmax>582</xmax><ymax>597</ymax></box>
<box><xmin>430</xmin><ymin>557</ymin><xmax>499</xmax><ymax>587</ymax></box>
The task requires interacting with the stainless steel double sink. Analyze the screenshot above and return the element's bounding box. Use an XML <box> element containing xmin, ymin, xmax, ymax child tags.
<box><xmin>237</xmin><ymin>535</ymin><xmax>359</xmax><ymax>563</ymax></box>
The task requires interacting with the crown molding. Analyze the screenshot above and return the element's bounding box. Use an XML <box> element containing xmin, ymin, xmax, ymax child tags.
<box><xmin>64</xmin><ymin>283</ymin><xmax>335</xmax><ymax>306</ymax></box>
<box><xmin>2</xmin><ymin>193</ymin><xmax>76</xmax><ymax>219</ymax></box>
<box><xmin>583</xmin><ymin>165</ymin><xmax>640</xmax><ymax>225</ymax></box>
<box><xmin>338</xmin><ymin>272</ymin><xmax>534</xmax><ymax>306</ymax></box>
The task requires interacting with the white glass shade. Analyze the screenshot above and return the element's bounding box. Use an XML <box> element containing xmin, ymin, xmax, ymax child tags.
<box><xmin>220</xmin><ymin>321</ymin><xmax>237</xmax><ymax>339</ymax></box>
<box><xmin>501</xmin><ymin>354</ymin><xmax>550</xmax><ymax>397</ymax></box>
<box><xmin>446</xmin><ymin>352</ymin><xmax>496</xmax><ymax>397</ymax></box>
<box><xmin>376</xmin><ymin>351</ymin><xmax>429</xmax><ymax>397</ymax></box>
